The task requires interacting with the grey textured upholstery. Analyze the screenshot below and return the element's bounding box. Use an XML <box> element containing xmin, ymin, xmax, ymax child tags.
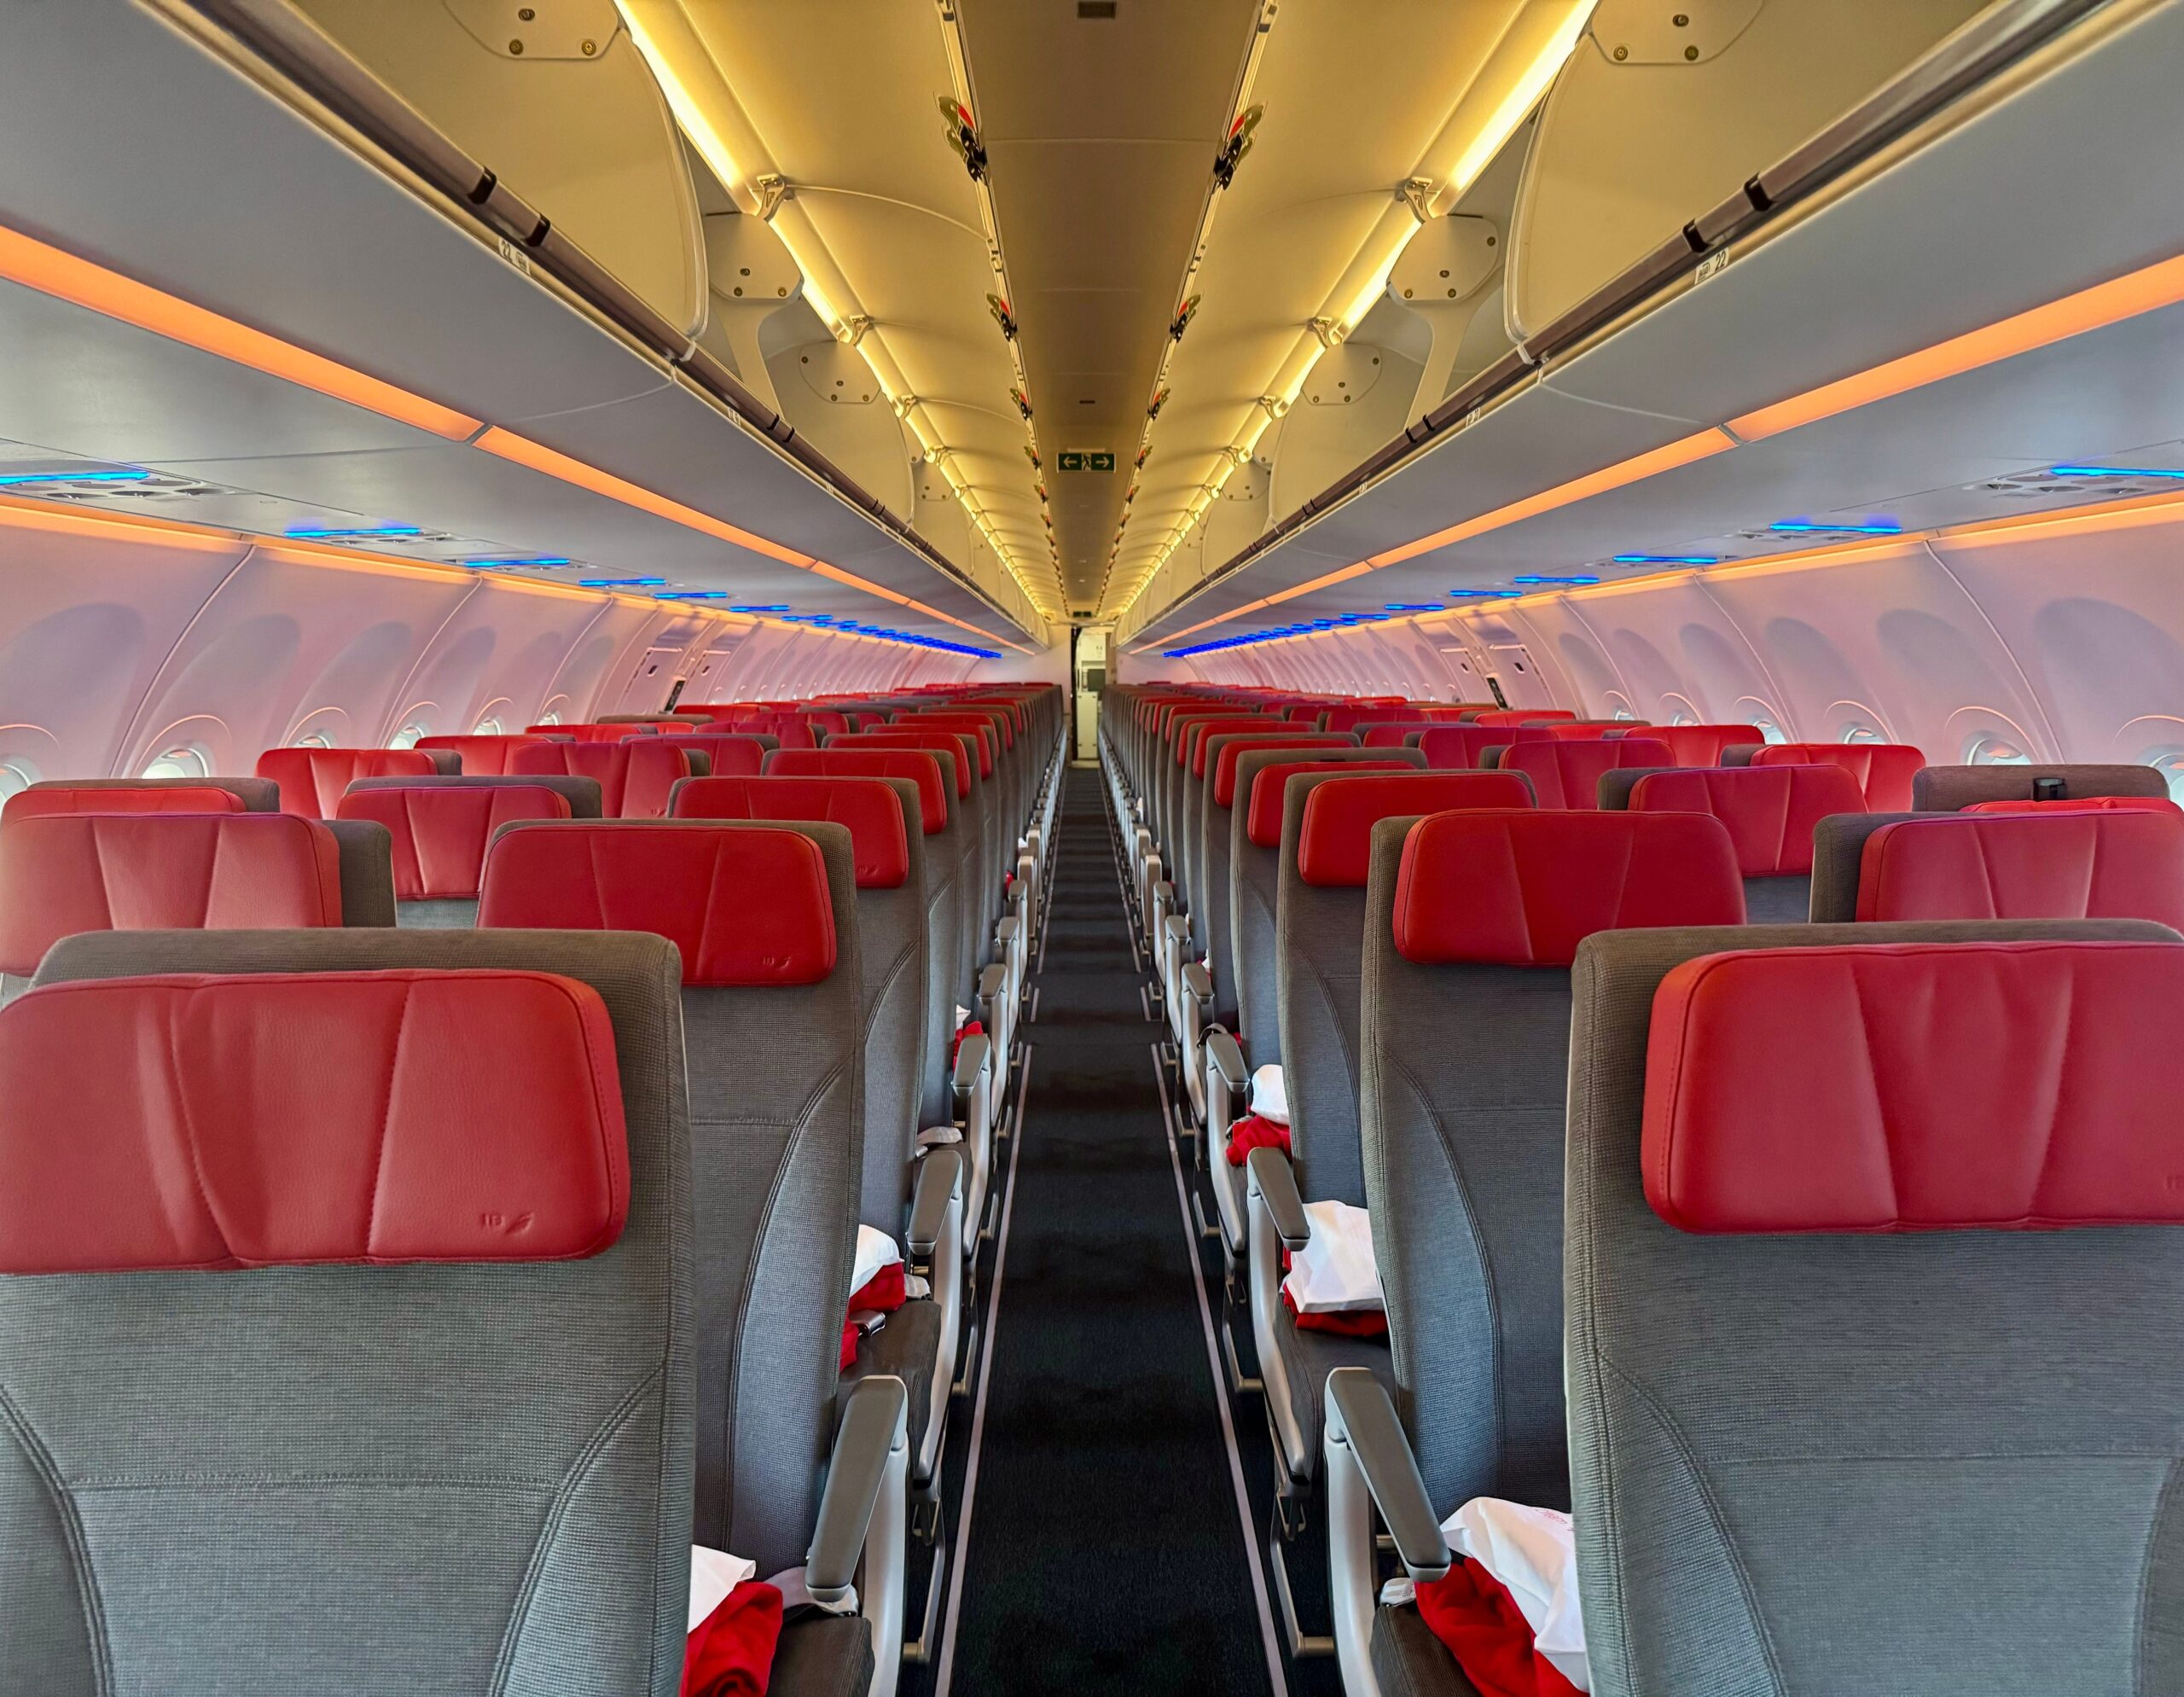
<box><xmin>1229</xmin><ymin>747</ymin><xmax>1423</xmax><ymax>1056</ymax></box>
<box><xmin>488</xmin><ymin>819</ymin><xmax>864</xmax><ymax>1577</ymax></box>
<box><xmin>1740</xmin><ymin>875</ymin><xmax>1810</xmax><ymax>923</ymax></box>
<box><xmin>845</xmin><ymin>1298</ymin><xmax>941</xmax><ymax>1476</ymax></box>
<box><xmin>398</xmin><ymin>898</ymin><xmax>479</xmax><ymax>928</ymax></box>
<box><xmin>1808</xmin><ymin>811</ymin><xmax>1921</xmax><ymax>921</ymax></box>
<box><xmin>1595</xmin><ymin>768</ymin><xmax>1673</xmax><ymax>811</ymax></box>
<box><xmin>1372</xmin><ymin>1605</ymin><xmax>1482</xmax><ymax>1697</ymax></box>
<box><xmin>1357</xmin><ymin>815</ymin><xmax>1577</xmax><ymax>1520</ymax></box>
<box><xmin>320</xmin><ymin>817</ymin><xmax>397</xmax><ymax>927</ymax></box>
<box><xmin>856</xmin><ymin>780</ymin><xmax>932</xmax><ymax>1233</ymax></box>
<box><xmin>1566</xmin><ymin>917</ymin><xmax>2184</xmax><ymax>1697</ymax></box>
<box><xmin>1195</xmin><ymin>730</ymin><xmax>1352</xmax><ymax>1020</ymax></box>
<box><xmin>1914</xmin><ymin>762</ymin><xmax>2168</xmax><ymax>811</ymax></box>
<box><xmin>20</xmin><ymin>776</ymin><xmax>280</xmax><ymax>811</ymax></box>
<box><xmin>22</xmin><ymin>927</ymin><xmax>694</xmax><ymax>1695</ymax></box>
<box><xmin>770</xmin><ymin>1616</ymin><xmax>878</xmax><ymax>1697</ymax></box>
<box><xmin>346</xmin><ymin>772</ymin><xmax>607</xmax><ymax>818</ymax></box>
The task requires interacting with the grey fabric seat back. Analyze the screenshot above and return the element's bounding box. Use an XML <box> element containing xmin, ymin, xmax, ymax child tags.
<box><xmin>1809</xmin><ymin>811</ymin><xmax>1921</xmax><ymax>920</ymax></box>
<box><xmin>18</xmin><ymin>776</ymin><xmax>282</xmax><ymax>811</ymax></box>
<box><xmin>1566</xmin><ymin>916</ymin><xmax>2184</xmax><ymax>1697</ymax></box>
<box><xmin>849</xmin><ymin>781</ymin><xmax>929</xmax><ymax>1227</ymax></box>
<box><xmin>20</xmin><ymin>927</ymin><xmax>694</xmax><ymax>1696</ymax></box>
<box><xmin>1357</xmin><ymin>809</ymin><xmax>1745</xmax><ymax>1520</ymax></box>
<box><xmin>480</xmin><ymin>819</ymin><xmax>863</xmax><ymax>1577</ymax></box>
<box><xmin>1914</xmin><ymin>762</ymin><xmax>2169</xmax><ymax>810</ymax></box>
<box><xmin>1228</xmin><ymin>747</ymin><xmax>1422</xmax><ymax>1057</ymax></box>
<box><xmin>1196</xmin><ymin>731</ymin><xmax>1352</xmax><ymax>1025</ymax></box>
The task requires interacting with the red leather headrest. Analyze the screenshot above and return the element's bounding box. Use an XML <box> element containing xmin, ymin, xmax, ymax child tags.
<box><xmin>801</xmin><ymin>712</ymin><xmax>851</xmax><ymax>736</ymax></box>
<box><xmin>414</xmin><ymin>735</ymin><xmax>554</xmax><ymax>776</ymax></box>
<box><xmin>1642</xmin><ymin>724</ymin><xmax>1764</xmax><ymax>765</ymax></box>
<box><xmin>746</xmin><ymin>717</ymin><xmax>818</xmax><ymax>750</ymax></box>
<box><xmin>1751</xmin><ymin>742</ymin><xmax>1923</xmax><ymax>810</ymax></box>
<box><xmin>668</xmin><ymin>776</ymin><xmax>909</xmax><ymax>888</ymax></box>
<box><xmin>834</xmin><ymin>732</ymin><xmax>973</xmax><ymax>798</ymax></box>
<box><xmin>1966</xmin><ymin>796</ymin><xmax>2181</xmax><ymax>815</ymax></box>
<box><xmin>1503</xmin><ymin>739</ymin><xmax>1674</xmax><ymax>810</ymax></box>
<box><xmin>926</xmin><ymin>708</ymin><xmax>1013</xmax><ymax>753</ymax></box>
<box><xmin>1245</xmin><ymin>759</ymin><xmax>1413</xmax><ymax>850</ymax></box>
<box><xmin>1187</xmin><ymin>719</ymin><xmax>1278</xmax><ymax>778</ymax></box>
<box><xmin>1321</xmin><ymin>706</ymin><xmax>1420</xmax><ymax>734</ymax></box>
<box><xmin>767</xmin><ymin>748</ymin><xmax>947</xmax><ymax>834</ymax></box>
<box><xmin>1855</xmin><ymin>810</ymin><xmax>2184</xmax><ymax>926</ymax></box>
<box><xmin>1297</xmin><ymin>772</ymin><xmax>1534</xmax><ymax>886</ymax></box>
<box><xmin>1211</xmin><ymin>736</ymin><xmax>1350</xmax><ymax>808</ymax></box>
<box><xmin>479</xmin><ymin>823</ymin><xmax>837</xmax><ymax>986</ymax></box>
<box><xmin>905</xmin><ymin>715</ymin><xmax>996</xmax><ymax>773</ymax></box>
<box><xmin>1473</xmin><ymin>710</ymin><xmax>1575</xmax><ymax>727</ymax></box>
<box><xmin>667</xmin><ymin>734</ymin><xmax>769</xmax><ymax>780</ymax></box>
<box><xmin>1416</xmin><ymin>725</ymin><xmax>1503</xmax><ymax>770</ymax></box>
<box><xmin>508</xmin><ymin>739</ymin><xmax>691</xmax><ymax>819</ymax></box>
<box><xmin>1393</xmin><ymin>809</ymin><xmax>1745</xmax><ymax>965</ymax></box>
<box><xmin>0</xmin><ymin>969</ymin><xmax>627</xmax><ymax>1270</ymax></box>
<box><xmin>335</xmin><ymin>783</ymin><xmax>572</xmax><ymax>900</ymax></box>
<box><xmin>1359</xmin><ymin>723</ymin><xmax>1438</xmax><ymax>748</ymax></box>
<box><xmin>3</xmin><ymin>785</ymin><xmax>243</xmax><ymax>822</ymax></box>
<box><xmin>254</xmin><ymin>747</ymin><xmax>437</xmax><ymax>819</ymax></box>
<box><xmin>1644</xmin><ymin>940</ymin><xmax>2184</xmax><ymax>1231</ymax></box>
<box><xmin>0</xmin><ymin>814</ymin><xmax>344</xmax><ymax>974</ymax></box>
<box><xmin>526</xmin><ymin>724</ymin><xmax>643</xmax><ymax>741</ymax></box>
<box><xmin>1628</xmin><ymin>764</ymin><xmax>1867</xmax><ymax>875</ymax></box>
<box><xmin>665</xmin><ymin>705</ymin><xmax>741</xmax><ymax>724</ymax></box>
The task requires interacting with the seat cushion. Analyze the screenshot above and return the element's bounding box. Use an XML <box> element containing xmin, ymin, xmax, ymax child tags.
<box><xmin>845</xmin><ymin>1297</ymin><xmax>942</xmax><ymax>1474</ymax></box>
<box><xmin>767</xmin><ymin>1613</ymin><xmax>875</xmax><ymax>1697</ymax></box>
<box><xmin>1270</xmin><ymin>1299</ymin><xmax>1392</xmax><ymax>1476</ymax></box>
<box><xmin>1373</xmin><ymin>1603</ymin><xmax>1487</xmax><ymax>1697</ymax></box>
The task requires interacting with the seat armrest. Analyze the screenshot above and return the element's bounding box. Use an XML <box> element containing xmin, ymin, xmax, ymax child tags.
<box><xmin>806</xmin><ymin>1374</ymin><xmax>909</xmax><ymax>1604</ymax></box>
<box><xmin>996</xmin><ymin>915</ymin><xmax>1019</xmax><ymax>949</ymax></box>
<box><xmin>1247</xmin><ymin>1145</ymin><xmax>1311</xmax><ymax>1251</ymax></box>
<box><xmin>1164</xmin><ymin>914</ymin><xmax>1192</xmax><ymax>950</ymax></box>
<box><xmin>978</xmin><ymin>962</ymin><xmax>1008</xmax><ymax>1003</ymax></box>
<box><xmin>1205</xmin><ymin>1028</ymin><xmax>1247</xmax><ymax>1100</ymax></box>
<box><xmin>1153</xmin><ymin>878</ymin><xmax>1172</xmax><ymax>907</ymax></box>
<box><xmin>1324</xmin><ymin>1368</ymin><xmax>1452</xmax><ymax>1581</ymax></box>
<box><xmin>1181</xmin><ymin>961</ymin><xmax>1213</xmax><ymax>1006</ymax></box>
<box><xmin>952</xmin><ymin>1032</ymin><xmax>992</xmax><ymax>1103</ymax></box>
<box><xmin>907</xmin><ymin>1146</ymin><xmax>963</xmax><ymax>1258</ymax></box>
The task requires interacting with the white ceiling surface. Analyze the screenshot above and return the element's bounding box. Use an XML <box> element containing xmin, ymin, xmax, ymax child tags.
<box><xmin>655</xmin><ymin>0</ymin><xmax>1067</xmax><ymax>620</ymax></box>
<box><xmin>0</xmin><ymin>0</ymin><xmax>1029</xmax><ymax>645</ymax></box>
<box><xmin>957</xmin><ymin>0</ymin><xmax>1263</xmax><ymax>614</ymax></box>
<box><xmin>1128</xmin><ymin>0</ymin><xmax>2184</xmax><ymax>650</ymax></box>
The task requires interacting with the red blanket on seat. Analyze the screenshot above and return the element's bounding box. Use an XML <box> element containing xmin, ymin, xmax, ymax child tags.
<box><xmin>839</xmin><ymin>1262</ymin><xmax>909</xmax><ymax>1369</ymax></box>
<box><xmin>684</xmin><ymin>1579</ymin><xmax>782</xmax><ymax>1697</ymax></box>
<box><xmin>1225</xmin><ymin>1112</ymin><xmax>1290</xmax><ymax>1166</ymax></box>
<box><xmin>1415</xmin><ymin>1561</ymin><xmax>1581</xmax><ymax>1697</ymax></box>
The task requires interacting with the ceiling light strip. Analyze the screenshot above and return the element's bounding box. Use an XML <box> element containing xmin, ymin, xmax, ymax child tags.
<box><xmin>0</xmin><ymin>223</ymin><xmax>480</xmax><ymax>441</ymax></box>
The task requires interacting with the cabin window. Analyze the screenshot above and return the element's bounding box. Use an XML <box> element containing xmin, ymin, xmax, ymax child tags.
<box><xmin>536</xmin><ymin>710</ymin><xmax>561</xmax><ymax>727</ymax></box>
<box><xmin>1751</xmin><ymin>719</ymin><xmax>1788</xmax><ymax>744</ymax></box>
<box><xmin>388</xmin><ymin>722</ymin><xmax>429</xmax><ymax>750</ymax></box>
<box><xmin>292</xmin><ymin>731</ymin><xmax>332</xmax><ymax>749</ymax></box>
<box><xmin>1965</xmin><ymin>735</ymin><xmax>2030</xmax><ymax>766</ymax></box>
<box><xmin>472</xmin><ymin>717</ymin><xmax>503</xmax><ymax>736</ymax></box>
<box><xmin>2146</xmin><ymin>748</ymin><xmax>2184</xmax><ymax>805</ymax></box>
<box><xmin>1669</xmin><ymin>710</ymin><xmax>1695</xmax><ymax>726</ymax></box>
<box><xmin>142</xmin><ymin>746</ymin><xmax>209</xmax><ymax>780</ymax></box>
<box><xmin>1840</xmin><ymin>724</ymin><xmax>1883</xmax><ymax>745</ymax></box>
<box><xmin>0</xmin><ymin>759</ymin><xmax>37</xmax><ymax>801</ymax></box>
<box><xmin>1609</xmin><ymin>707</ymin><xmax>1636</xmax><ymax>721</ymax></box>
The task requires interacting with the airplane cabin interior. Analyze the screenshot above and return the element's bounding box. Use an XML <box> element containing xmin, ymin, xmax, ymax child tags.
<box><xmin>2</xmin><ymin>1</ymin><xmax>2182</xmax><ymax>1693</ymax></box>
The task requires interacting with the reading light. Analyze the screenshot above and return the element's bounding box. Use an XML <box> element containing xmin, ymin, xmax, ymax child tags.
<box><xmin>1512</xmin><ymin>574</ymin><xmax>1600</xmax><ymax>585</ymax></box>
<box><xmin>1449</xmin><ymin>588</ymin><xmax>1523</xmax><ymax>599</ymax></box>
<box><xmin>578</xmin><ymin>578</ymin><xmax>667</xmax><ymax>588</ymax></box>
<box><xmin>462</xmin><ymin>556</ymin><xmax>573</xmax><ymax>568</ymax></box>
<box><xmin>286</xmin><ymin>524</ymin><xmax>425</xmax><ymax>539</ymax></box>
<box><xmin>655</xmin><ymin>590</ymin><xmax>728</xmax><ymax>600</ymax></box>
<box><xmin>1768</xmin><ymin>520</ymin><xmax>1902</xmax><ymax>536</ymax></box>
<box><xmin>1385</xmin><ymin>603</ymin><xmax>1443</xmax><ymax>612</ymax></box>
<box><xmin>730</xmin><ymin>604</ymin><xmax>792</xmax><ymax>613</ymax></box>
<box><xmin>2048</xmin><ymin>465</ymin><xmax>2184</xmax><ymax>479</ymax></box>
<box><xmin>1612</xmin><ymin>553</ymin><xmax>1721</xmax><ymax>565</ymax></box>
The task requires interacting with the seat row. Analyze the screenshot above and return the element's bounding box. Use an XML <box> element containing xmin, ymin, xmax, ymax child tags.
<box><xmin>0</xmin><ymin>683</ymin><xmax>1063</xmax><ymax>1695</ymax></box>
<box><xmin>1100</xmin><ymin>683</ymin><xmax>2184</xmax><ymax>1694</ymax></box>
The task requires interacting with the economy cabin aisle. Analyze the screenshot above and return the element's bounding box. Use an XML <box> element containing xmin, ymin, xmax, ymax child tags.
<box><xmin>912</xmin><ymin>766</ymin><xmax>1310</xmax><ymax>1697</ymax></box>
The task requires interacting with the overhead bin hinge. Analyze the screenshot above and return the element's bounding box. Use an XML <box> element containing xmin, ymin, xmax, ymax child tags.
<box><xmin>1397</xmin><ymin>177</ymin><xmax>1434</xmax><ymax>222</ymax></box>
<box><xmin>752</xmin><ymin>173</ymin><xmax>792</xmax><ymax>222</ymax></box>
<box><xmin>1212</xmin><ymin>106</ymin><xmax>1264</xmax><ymax>191</ymax></box>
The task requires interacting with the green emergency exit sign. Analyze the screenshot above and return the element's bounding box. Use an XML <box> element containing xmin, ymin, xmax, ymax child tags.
<box><xmin>1056</xmin><ymin>450</ymin><xmax>1114</xmax><ymax>473</ymax></box>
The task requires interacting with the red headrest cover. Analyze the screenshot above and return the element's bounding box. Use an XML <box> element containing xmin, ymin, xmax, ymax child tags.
<box><xmin>479</xmin><ymin>823</ymin><xmax>837</xmax><ymax>986</ymax></box>
<box><xmin>0</xmin><ymin>969</ymin><xmax>627</xmax><ymax>1270</ymax></box>
<box><xmin>1246</xmin><ymin>759</ymin><xmax>1413</xmax><ymax>849</ymax></box>
<box><xmin>803</xmin><ymin>712</ymin><xmax>850</xmax><ymax>736</ymax></box>
<box><xmin>529</xmin><ymin>723</ymin><xmax>651</xmax><ymax>741</ymax></box>
<box><xmin>508</xmin><ymin>739</ymin><xmax>691</xmax><ymax>819</ymax></box>
<box><xmin>0</xmin><ymin>814</ymin><xmax>344</xmax><ymax>974</ymax></box>
<box><xmin>1186</xmin><ymin>719</ymin><xmax>1278</xmax><ymax>777</ymax></box>
<box><xmin>1415</xmin><ymin>725</ymin><xmax>1503</xmax><ymax>770</ymax></box>
<box><xmin>1502</xmin><ymin>739</ymin><xmax>1674</xmax><ymax>810</ymax></box>
<box><xmin>1298</xmin><ymin>772</ymin><xmax>1535</xmax><ymax>886</ymax></box>
<box><xmin>1855</xmin><ymin>810</ymin><xmax>2184</xmax><ymax>926</ymax></box>
<box><xmin>1644</xmin><ymin>724</ymin><xmax>1765</xmax><ymax>765</ymax></box>
<box><xmin>1966</xmin><ymin>796</ymin><xmax>2182</xmax><ymax>815</ymax></box>
<box><xmin>1628</xmin><ymin>764</ymin><xmax>1867</xmax><ymax>875</ymax></box>
<box><xmin>666</xmin><ymin>735</ymin><xmax>769</xmax><ymax>780</ymax></box>
<box><xmin>1643</xmin><ymin>940</ymin><xmax>2184</xmax><ymax>1231</ymax></box>
<box><xmin>3</xmin><ymin>785</ymin><xmax>244</xmax><ymax>822</ymax></box>
<box><xmin>334</xmin><ymin>784</ymin><xmax>572</xmax><ymax>900</ymax></box>
<box><xmin>1750</xmin><ymin>742</ymin><xmax>1923</xmax><ymax>810</ymax></box>
<box><xmin>668</xmin><ymin>776</ymin><xmax>910</xmax><ymax>888</ymax></box>
<box><xmin>1211</xmin><ymin>735</ymin><xmax>1352</xmax><ymax>807</ymax></box>
<box><xmin>905</xmin><ymin>716</ymin><xmax>996</xmax><ymax>773</ymax></box>
<box><xmin>1473</xmin><ymin>710</ymin><xmax>1575</xmax><ymax>727</ymax></box>
<box><xmin>1393</xmin><ymin>810</ymin><xmax>1744</xmax><ymax>965</ymax></box>
<box><xmin>834</xmin><ymin>732</ymin><xmax>971</xmax><ymax>798</ymax></box>
<box><xmin>1360</xmin><ymin>724</ymin><xmax>1438</xmax><ymax>748</ymax></box>
<box><xmin>768</xmin><ymin>748</ymin><xmax>948</xmax><ymax>834</ymax></box>
<box><xmin>254</xmin><ymin>747</ymin><xmax>436</xmax><ymax>819</ymax></box>
<box><xmin>413</xmin><ymin>735</ymin><xmax>555</xmax><ymax>776</ymax></box>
